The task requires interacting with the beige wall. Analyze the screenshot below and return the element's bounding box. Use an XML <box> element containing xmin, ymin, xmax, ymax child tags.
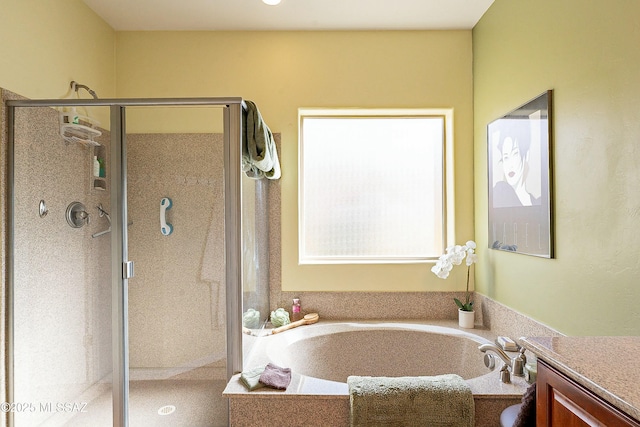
<box><xmin>4</xmin><ymin>0</ymin><xmax>634</xmax><ymax>339</ymax></box>
<box><xmin>116</xmin><ymin>30</ymin><xmax>476</xmax><ymax>293</ymax></box>
<box><xmin>0</xmin><ymin>0</ymin><xmax>116</xmax><ymax>123</ymax></box>
<box><xmin>473</xmin><ymin>0</ymin><xmax>640</xmax><ymax>335</ymax></box>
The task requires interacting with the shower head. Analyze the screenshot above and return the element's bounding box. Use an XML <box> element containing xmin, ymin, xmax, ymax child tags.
<box><xmin>70</xmin><ymin>80</ymin><xmax>98</xmax><ymax>99</ymax></box>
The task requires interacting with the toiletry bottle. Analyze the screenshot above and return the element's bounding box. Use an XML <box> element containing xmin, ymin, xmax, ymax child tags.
<box><xmin>71</xmin><ymin>107</ymin><xmax>79</xmax><ymax>124</ymax></box>
<box><xmin>93</xmin><ymin>156</ymin><xmax>100</xmax><ymax>177</ymax></box>
<box><xmin>292</xmin><ymin>298</ymin><xmax>302</xmax><ymax>322</ymax></box>
<box><xmin>98</xmin><ymin>158</ymin><xmax>105</xmax><ymax>177</ymax></box>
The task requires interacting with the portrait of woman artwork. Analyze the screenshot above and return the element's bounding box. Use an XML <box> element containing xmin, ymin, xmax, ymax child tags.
<box><xmin>487</xmin><ymin>90</ymin><xmax>554</xmax><ymax>258</ymax></box>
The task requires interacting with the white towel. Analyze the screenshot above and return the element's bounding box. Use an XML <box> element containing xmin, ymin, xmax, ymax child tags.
<box><xmin>347</xmin><ymin>374</ymin><xmax>474</xmax><ymax>427</ymax></box>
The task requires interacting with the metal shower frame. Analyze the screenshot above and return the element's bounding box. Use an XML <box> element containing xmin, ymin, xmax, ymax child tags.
<box><xmin>6</xmin><ymin>97</ymin><xmax>246</xmax><ymax>427</ymax></box>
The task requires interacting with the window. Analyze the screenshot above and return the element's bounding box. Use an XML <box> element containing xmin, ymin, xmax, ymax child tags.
<box><xmin>299</xmin><ymin>108</ymin><xmax>452</xmax><ymax>264</ymax></box>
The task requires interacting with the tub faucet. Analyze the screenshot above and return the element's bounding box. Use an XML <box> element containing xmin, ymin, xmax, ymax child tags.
<box><xmin>478</xmin><ymin>343</ymin><xmax>526</xmax><ymax>382</ymax></box>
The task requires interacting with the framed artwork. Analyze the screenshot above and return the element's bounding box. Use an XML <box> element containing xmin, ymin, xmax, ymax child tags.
<box><xmin>487</xmin><ymin>90</ymin><xmax>554</xmax><ymax>258</ymax></box>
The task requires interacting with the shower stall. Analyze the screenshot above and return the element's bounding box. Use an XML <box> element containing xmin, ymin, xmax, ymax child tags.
<box><xmin>5</xmin><ymin>93</ymin><xmax>272</xmax><ymax>426</ymax></box>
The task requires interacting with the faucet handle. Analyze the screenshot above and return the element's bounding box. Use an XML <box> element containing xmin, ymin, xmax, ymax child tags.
<box><xmin>500</xmin><ymin>364</ymin><xmax>511</xmax><ymax>383</ymax></box>
<box><xmin>518</xmin><ymin>346</ymin><xmax>527</xmax><ymax>358</ymax></box>
<box><xmin>77</xmin><ymin>210</ymin><xmax>90</xmax><ymax>225</ymax></box>
<box><xmin>511</xmin><ymin>347</ymin><xmax>527</xmax><ymax>377</ymax></box>
<box><xmin>66</xmin><ymin>202</ymin><xmax>90</xmax><ymax>228</ymax></box>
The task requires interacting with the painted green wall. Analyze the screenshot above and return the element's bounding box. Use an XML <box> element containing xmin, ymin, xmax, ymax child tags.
<box><xmin>473</xmin><ymin>0</ymin><xmax>640</xmax><ymax>335</ymax></box>
<box><xmin>115</xmin><ymin>31</ymin><xmax>476</xmax><ymax>293</ymax></box>
<box><xmin>0</xmin><ymin>0</ymin><xmax>116</xmax><ymax>122</ymax></box>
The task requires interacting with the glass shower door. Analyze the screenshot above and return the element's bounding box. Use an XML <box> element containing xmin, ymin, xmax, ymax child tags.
<box><xmin>123</xmin><ymin>106</ymin><xmax>229</xmax><ymax>427</ymax></box>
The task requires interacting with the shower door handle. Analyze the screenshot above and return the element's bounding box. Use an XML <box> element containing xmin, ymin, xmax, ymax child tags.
<box><xmin>122</xmin><ymin>261</ymin><xmax>135</xmax><ymax>279</ymax></box>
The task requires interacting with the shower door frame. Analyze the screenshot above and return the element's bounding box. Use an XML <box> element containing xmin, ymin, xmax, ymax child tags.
<box><xmin>6</xmin><ymin>97</ymin><xmax>245</xmax><ymax>427</ymax></box>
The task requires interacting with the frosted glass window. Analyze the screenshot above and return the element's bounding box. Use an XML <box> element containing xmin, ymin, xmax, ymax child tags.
<box><xmin>299</xmin><ymin>110</ymin><xmax>445</xmax><ymax>264</ymax></box>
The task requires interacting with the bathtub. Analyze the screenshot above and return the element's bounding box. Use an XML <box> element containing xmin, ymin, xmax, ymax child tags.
<box><xmin>265</xmin><ymin>322</ymin><xmax>493</xmax><ymax>383</ymax></box>
<box><xmin>228</xmin><ymin>321</ymin><xmax>529</xmax><ymax>427</ymax></box>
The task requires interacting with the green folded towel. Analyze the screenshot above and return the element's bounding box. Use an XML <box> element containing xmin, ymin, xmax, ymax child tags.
<box><xmin>347</xmin><ymin>374</ymin><xmax>474</xmax><ymax>427</ymax></box>
<box><xmin>243</xmin><ymin>100</ymin><xmax>281</xmax><ymax>180</ymax></box>
<box><xmin>240</xmin><ymin>365</ymin><xmax>266</xmax><ymax>391</ymax></box>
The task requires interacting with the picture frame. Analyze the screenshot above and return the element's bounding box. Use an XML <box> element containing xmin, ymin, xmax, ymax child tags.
<box><xmin>487</xmin><ymin>90</ymin><xmax>554</xmax><ymax>258</ymax></box>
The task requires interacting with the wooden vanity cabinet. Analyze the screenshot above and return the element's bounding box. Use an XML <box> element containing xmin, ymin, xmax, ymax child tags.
<box><xmin>537</xmin><ymin>359</ymin><xmax>640</xmax><ymax>427</ymax></box>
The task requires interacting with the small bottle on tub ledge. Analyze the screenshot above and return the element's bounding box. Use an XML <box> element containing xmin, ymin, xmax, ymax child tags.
<box><xmin>292</xmin><ymin>298</ymin><xmax>302</xmax><ymax>322</ymax></box>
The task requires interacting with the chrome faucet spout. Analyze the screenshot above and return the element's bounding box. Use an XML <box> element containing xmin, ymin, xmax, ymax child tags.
<box><xmin>478</xmin><ymin>343</ymin><xmax>526</xmax><ymax>380</ymax></box>
<box><xmin>478</xmin><ymin>343</ymin><xmax>512</xmax><ymax>366</ymax></box>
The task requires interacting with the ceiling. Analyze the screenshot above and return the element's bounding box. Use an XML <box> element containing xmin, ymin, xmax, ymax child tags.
<box><xmin>82</xmin><ymin>0</ymin><xmax>495</xmax><ymax>31</ymax></box>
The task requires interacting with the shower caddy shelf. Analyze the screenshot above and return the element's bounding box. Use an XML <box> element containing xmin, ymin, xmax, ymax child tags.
<box><xmin>59</xmin><ymin>111</ymin><xmax>102</xmax><ymax>147</ymax></box>
<box><xmin>58</xmin><ymin>110</ymin><xmax>107</xmax><ymax>191</ymax></box>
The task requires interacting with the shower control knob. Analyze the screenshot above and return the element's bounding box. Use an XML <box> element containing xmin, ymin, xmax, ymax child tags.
<box><xmin>66</xmin><ymin>201</ymin><xmax>90</xmax><ymax>228</ymax></box>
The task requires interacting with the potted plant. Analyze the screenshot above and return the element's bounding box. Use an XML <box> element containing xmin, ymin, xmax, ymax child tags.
<box><xmin>431</xmin><ymin>240</ymin><xmax>478</xmax><ymax>328</ymax></box>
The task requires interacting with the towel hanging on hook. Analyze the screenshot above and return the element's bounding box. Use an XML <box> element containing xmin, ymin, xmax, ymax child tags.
<box><xmin>242</xmin><ymin>100</ymin><xmax>281</xmax><ymax>180</ymax></box>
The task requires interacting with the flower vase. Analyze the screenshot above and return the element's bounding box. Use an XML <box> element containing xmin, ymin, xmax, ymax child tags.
<box><xmin>458</xmin><ymin>309</ymin><xmax>475</xmax><ymax>329</ymax></box>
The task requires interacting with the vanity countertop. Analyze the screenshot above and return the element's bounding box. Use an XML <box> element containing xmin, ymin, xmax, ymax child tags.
<box><xmin>520</xmin><ymin>336</ymin><xmax>640</xmax><ymax>423</ymax></box>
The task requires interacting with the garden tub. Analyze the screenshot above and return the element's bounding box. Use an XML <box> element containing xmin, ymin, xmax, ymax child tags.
<box><xmin>226</xmin><ymin>321</ymin><xmax>530</xmax><ymax>427</ymax></box>
<box><xmin>265</xmin><ymin>322</ymin><xmax>493</xmax><ymax>383</ymax></box>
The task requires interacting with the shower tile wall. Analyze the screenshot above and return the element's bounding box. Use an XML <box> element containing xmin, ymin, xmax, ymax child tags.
<box><xmin>126</xmin><ymin>133</ymin><xmax>226</xmax><ymax>378</ymax></box>
<box><xmin>8</xmin><ymin>92</ymin><xmax>112</xmax><ymax>425</ymax></box>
